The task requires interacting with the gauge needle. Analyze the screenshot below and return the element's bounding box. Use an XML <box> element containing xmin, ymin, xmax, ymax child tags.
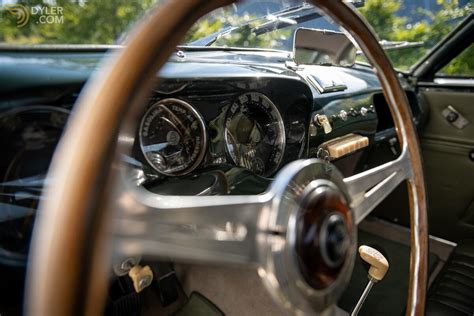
<box><xmin>249</xmin><ymin>124</ymin><xmax>262</xmax><ymax>144</ymax></box>
<box><xmin>226</xmin><ymin>130</ymin><xmax>241</xmax><ymax>157</ymax></box>
<box><xmin>158</xmin><ymin>104</ymin><xmax>192</xmax><ymax>140</ymax></box>
<box><xmin>142</xmin><ymin>142</ymin><xmax>169</xmax><ymax>153</ymax></box>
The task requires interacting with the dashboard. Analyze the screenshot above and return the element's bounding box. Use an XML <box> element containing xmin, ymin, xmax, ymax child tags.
<box><xmin>0</xmin><ymin>48</ymin><xmax>425</xmax><ymax>265</ymax></box>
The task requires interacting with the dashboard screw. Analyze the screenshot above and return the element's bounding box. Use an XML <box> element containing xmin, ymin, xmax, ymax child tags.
<box><xmin>176</xmin><ymin>50</ymin><xmax>185</xmax><ymax>59</ymax></box>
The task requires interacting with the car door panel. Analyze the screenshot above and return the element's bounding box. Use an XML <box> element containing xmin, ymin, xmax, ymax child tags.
<box><xmin>421</xmin><ymin>90</ymin><xmax>474</xmax><ymax>146</ymax></box>
<box><xmin>420</xmin><ymin>88</ymin><xmax>474</xmax><ymax>241</ymax></box>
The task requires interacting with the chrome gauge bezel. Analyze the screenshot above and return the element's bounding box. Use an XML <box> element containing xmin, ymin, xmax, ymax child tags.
<box><xmin>139</xmin><ymin>98</ymin><xmax>207</xmax><ymax>176</ymax></box>
<box><xmin>224</xmin><ymin>92</ymin><xmax>286</xmax><ymax>177</ymax></box>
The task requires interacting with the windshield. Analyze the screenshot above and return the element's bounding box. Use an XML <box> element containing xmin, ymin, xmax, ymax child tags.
<box><xmin>0</xmin><ymin>0</ymin><xmax>471</xmax><ymax>71</ymax></box>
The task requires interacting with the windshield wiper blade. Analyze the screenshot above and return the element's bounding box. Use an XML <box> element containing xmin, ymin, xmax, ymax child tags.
<box><xmin>252</xmin><ymin>9</ymin><xmax>322</xmax><ymax>35</ymax></box>
<box><xmin>356</xmin><ymin>40</ymin><xmax>425</xmax><ymax>56</ymax></box>
<box><xmin>379</xmin><ymin>40</ymin><xmax>425</xmax><ymax>50</ymax></box>
<box><xmin>189</xmin><ymin>1</ymin><xmax>366</xmax><ymax>47</ymax></box>
<box><xmin>191</xmin><ymin>3</ymin><xmax>316</xmax><ymax>47</ymax></box>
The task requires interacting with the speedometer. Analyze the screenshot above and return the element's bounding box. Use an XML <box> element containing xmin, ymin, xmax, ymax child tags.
<box><xmin>139</xmin><ymin>98</ymin><xmax>207</xmax><ymax>176</ymax></box>
<box><xmin>225</xmin><ymin>92</ymin><xmax>285</xmax><ymax>176</ymax></box>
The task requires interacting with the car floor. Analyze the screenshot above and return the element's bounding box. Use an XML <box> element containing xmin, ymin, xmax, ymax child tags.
<box><xmin>0</xmin><ymin>217</ymin><xmax>455</xmax><ymax>316</ymax></box>
<box><xmin>176</xmin><ymin>217</ymin><xmax>455</xmax><ymax>316</ymax></box>
<box><xmin>338</xmin><ymin>230</ymin><xmax>439</xmax><ymax>315</ymax></box>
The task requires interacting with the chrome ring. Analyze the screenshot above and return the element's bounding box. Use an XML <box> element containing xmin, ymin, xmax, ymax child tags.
<box><xmin>139</xmin><ymin>98</ymin><xmax>207</xmax><ymax>176</ymax></box>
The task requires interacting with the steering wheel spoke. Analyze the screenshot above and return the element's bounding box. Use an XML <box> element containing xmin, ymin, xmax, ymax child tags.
<box><xmin>344</xmin><ymin>150</ymin><xmax>412</xmax><ymax>224</ymax></box>
<box><xmin>113</xmin><ymin>186</ymin><xmax>270</xmax><ymax>265</ymax></box>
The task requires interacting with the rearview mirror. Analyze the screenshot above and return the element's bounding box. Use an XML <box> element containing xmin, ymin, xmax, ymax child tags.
<box><xmin>293</xmin><ymin>28</ymin><xmax>357</xmax><ymax>67</ymax></box>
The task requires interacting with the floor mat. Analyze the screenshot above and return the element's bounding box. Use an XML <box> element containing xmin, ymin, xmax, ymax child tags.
<box><xmin>338</xmin><ymin>230</ymin><xmax>439</xmax><ymax>315</ymax></box>
<box><xmin>173</xmin><ymin>292</ymin><xmax>225</xmax><ymax>316</ymax></box>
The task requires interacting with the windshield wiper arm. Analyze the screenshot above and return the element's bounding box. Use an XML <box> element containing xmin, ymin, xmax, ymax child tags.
<box><xmin>203</xmin><ymin>26</ymin><xmax>239</xmax><ymax>47</ymax></box>
<box><xmin>379</xmin><ymin>40</ymin><xmax>425</xmax><ymax>50</ymax></box>
<box><xmin>191</xmin><ymin>3</ymin><xmax>316</xmax><ymax>47</ymax></box>
<box><xmin>252</xmin><ymin>9</ymin><xmax>322</xmax><ymax>35</ymax></box>
<box><xmin>189</xmin><ymin>1</ymin><xmax>366</xmax><ymax>47</ymax></box>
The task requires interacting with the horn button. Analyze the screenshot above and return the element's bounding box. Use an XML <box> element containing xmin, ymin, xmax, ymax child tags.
<box><xmin>295</xmin><ymin>185</ymin><xmax>352</xmax><ymax>290</ymax></box>
<box><xmin>259</xmin><ymin>160</ymin><xmax>356</xmax><ymax>313</ymax></box>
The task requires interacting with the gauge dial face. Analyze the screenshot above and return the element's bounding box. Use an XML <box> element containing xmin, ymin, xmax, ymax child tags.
<box><xmin>225</xmin><ymin>92</ymin><xmax>285</xmax><ymax>176</ymax></box>
<box><xmin>139</xmin><ymin>98</ymin><xmax>207</xmax><ymax>176</ymax></box>
<box><xmin>0</xmin><ymin>106</ymin><xmax>69</xmax><ymax>259</ymax></box>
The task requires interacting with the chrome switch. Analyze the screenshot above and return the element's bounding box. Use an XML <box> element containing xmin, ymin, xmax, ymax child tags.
<box><xmin>314</xmin><ymin>114</ymin><xmax>333</xmax><ymax>134</ymax></box>
<box><xmin>339</xmin><ymin>110</ymin><xmax>348</xmax><ymax>121</ymax></box>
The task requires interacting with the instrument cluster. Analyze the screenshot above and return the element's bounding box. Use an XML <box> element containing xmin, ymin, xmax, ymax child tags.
<box><xmin>138</xmin><ymin>91</ymin><xmax>290</xmax><ymax>177</ymax></box>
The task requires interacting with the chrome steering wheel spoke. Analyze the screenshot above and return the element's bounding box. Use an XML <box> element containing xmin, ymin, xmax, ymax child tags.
<box><xmin>112</xmin><ymin>159</ymin><xmax>358</xmax><ymax>314</ymax></box>
<box><xmin>114</xmin><ymin>185</ymin><xmax>271</xmax><ymax>265</ymax></box>
<box><xmin>113</xmin><ymin>151</ymin><xmax>413</xmax><ymax>314</ymax></box>
<box><xmin>344</xmin><ymin>149</ymin><xmax>412</xmax><ymax>224</ymax></box>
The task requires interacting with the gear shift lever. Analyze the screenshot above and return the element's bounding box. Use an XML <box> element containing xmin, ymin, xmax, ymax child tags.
<box><xmin>350</xmin><ymin>245</ymin><xmax>389</xmax><ymax>316</ymax></box>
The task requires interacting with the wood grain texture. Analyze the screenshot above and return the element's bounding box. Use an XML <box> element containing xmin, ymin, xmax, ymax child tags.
<box><xmin>310</xmin><ymin>1</ymin><xmax>429</xmax><ymax>315</ymax></box>
<box><xmin>320</xmin><ymin>133</ymin><xmax>369</xmax><ymax>159</ymax></box>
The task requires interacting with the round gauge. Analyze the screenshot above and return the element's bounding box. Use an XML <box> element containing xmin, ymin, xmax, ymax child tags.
<box><xmin>0</xmin><ymin>106</ymin><xmax>69</xmax><ymax>262</ymax></box>
<box><xmin>139</xmin><ymin>98</ymin><xmax>207</xmax><ymax>176</ymax></box>
<box><xmin>225</xmin><ymin>92</ymin><xmax>285</xmax><ymax>176</ymax></box>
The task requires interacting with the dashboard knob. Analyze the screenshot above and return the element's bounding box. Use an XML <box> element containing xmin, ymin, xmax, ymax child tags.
<box><xmin>339</xmin><ymin>110</ymin><xmax>348</xmax><ymax>121</ymax></box>
<box><xmin>349</xmin><ymin>108</ymin><xmax>358</xmax><ymax>117</ymax></box>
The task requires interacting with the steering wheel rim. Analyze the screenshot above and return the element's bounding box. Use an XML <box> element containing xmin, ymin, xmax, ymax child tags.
<box><xmin>25</xmin><ymin>0</ymin><xmax>428</xmax><ymax>315</ymax></box>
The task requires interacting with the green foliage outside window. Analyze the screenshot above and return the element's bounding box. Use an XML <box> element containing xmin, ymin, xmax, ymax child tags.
<box><xmin>0</xmin><ymin>0</ymin><xmax>471</xmax><ymax>75</ymax></box>
<box><xmin>359</xmin><ymin>0</ymin><xmax>472</xmax><ymax>74</ymax></box>
<box><xmin>438</xmin><ymin>44</ymin><xmax>474</xmax><ymax>77</ymax></box>
<box><xmin>0</xmin><ymin>0</ymin><xmax>158</xmax><ymax>44</ymax></box>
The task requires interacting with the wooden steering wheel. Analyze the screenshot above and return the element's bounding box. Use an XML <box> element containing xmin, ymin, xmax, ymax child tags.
<box><xmin>25</xmin><ymin>0</ymin><xmax>428</xmax><ymax>315</ymax></box>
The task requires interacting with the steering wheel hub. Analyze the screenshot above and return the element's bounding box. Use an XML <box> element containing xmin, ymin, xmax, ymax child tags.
<box><xmin>260</xmin><ymin>160</ymin><xmax>356</xmax><ymax>313</ymax></box>
<box><xmin>322</xmin><ymin>213</ymin><xmax>350</xmax><ymax>267</ymax></box>
<box><xmin>295</xmin><ymin>185</ymin><xmax>351</xmax><ymax>290</ymax></box>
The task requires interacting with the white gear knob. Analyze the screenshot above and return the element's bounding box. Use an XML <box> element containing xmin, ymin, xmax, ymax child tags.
<box><xmin>358</xmin><ymin>245</ymin><xmax>389</xmax><ymax>281</ymax></box>
<box><xmin>351</xmin><ymin>245</ymin><xmax>390</xmax><ymax>316</ymax></box>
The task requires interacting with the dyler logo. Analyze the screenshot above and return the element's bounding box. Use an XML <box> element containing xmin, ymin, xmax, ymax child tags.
<box><xmin>5</xmin><ymin>4</ymin><xmax>29</xmax><ymax>27</ymax></box>
<box><xmin>3</xmin><ymin>4</ymin><xmax>64</xmax><ymax>27</ymax></box>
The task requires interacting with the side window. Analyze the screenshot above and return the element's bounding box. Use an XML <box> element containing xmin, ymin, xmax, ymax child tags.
<box><xmin>436</xmin><ymin>44</ymin><xmax>474</xmax><ymax>78</ymax></box>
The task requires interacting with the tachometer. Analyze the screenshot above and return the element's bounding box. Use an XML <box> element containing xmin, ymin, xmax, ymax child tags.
<box><xmin>139</xmin><ymin>98</ymin><xmax>207</xmax><ymax>176</ymax></box>
<box><xmin>225</xmin><ymin>92</ymin><xmax>285</xmax><ymax>176</ymax></box>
